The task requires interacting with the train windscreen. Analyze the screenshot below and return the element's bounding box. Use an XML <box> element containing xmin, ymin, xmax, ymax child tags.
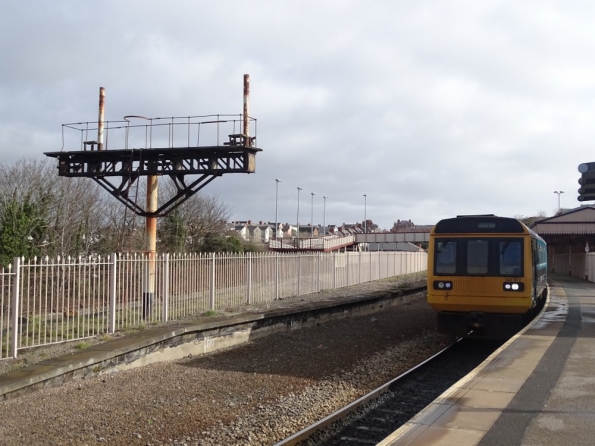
<box><xmin>434</xmin><ymin>237</ymin><xmax>523</xmax><ymax>277</ymax></box>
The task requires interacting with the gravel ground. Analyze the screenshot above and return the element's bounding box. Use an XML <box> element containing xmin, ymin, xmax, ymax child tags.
<box><xmin>0</xmin><ymin>273</ymin><xmax>454</xmax><ymax>446</ymax></box>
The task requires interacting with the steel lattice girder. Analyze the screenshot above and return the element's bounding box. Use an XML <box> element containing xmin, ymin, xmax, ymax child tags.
<box><xmin>45</xmin><ymin>146</ymin><xmax>259</xmax><ymax>177</ymax></box>
<box><xmin>45</xmin><ymin>146</ymin><xmax>260</xmax><ymax>217</ymax></box>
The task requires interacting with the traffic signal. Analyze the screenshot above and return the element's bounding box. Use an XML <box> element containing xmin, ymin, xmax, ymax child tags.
<box><xmin>578</xmin><ymin>162</ymin><xmax>595</xmax><ymax>201</ymax></box>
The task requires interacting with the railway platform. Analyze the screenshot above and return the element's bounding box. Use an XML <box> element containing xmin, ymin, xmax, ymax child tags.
<box><xmin>380</xmin><ymin>273</ymin><xmax>595</xmax><ymax>446</ymax></box>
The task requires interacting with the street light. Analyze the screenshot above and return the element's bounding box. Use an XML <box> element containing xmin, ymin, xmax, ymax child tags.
<box><xmin>311</xmin><ymin>192</ymin><xmax>315</xmax><ymax>237</ymax></box>
<box><xmin>275</xmin><ymin>179</ymin><xmax>281</xmax><ymax>240</ymax></box>
<box><xmin>363</xmin><ymin>194</ymin><xmax>367</xmax><ymax>233</ymax></box>
<box><xmin>297</xmin><ymin>187</ymin><xmax>302</xmax><ymax>240</ymax></box>
<box><xmin>323</xmin><ymin>196</ymin><xmax>328</xmax><ymax>237</ymax></box>
<box><xmin>553</xmin><ymin>191</ymin><xmax>564</xmax><ymax>212</ymax></box>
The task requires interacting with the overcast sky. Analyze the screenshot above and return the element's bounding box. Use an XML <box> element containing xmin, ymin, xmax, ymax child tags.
<box><xmin>1</xmin><ymin>1</ymin><xmax>593</xmax><ymax>230</ymax></box>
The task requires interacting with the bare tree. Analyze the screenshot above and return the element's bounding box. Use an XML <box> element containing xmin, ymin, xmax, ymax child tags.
<box><xmin>0</xmin><ymin>158</ymin><xmax>107</xmax><ymax>259</ymax></box>
<box><xmin>157</xmin><ymin>181</ymin><xmax>231</xmax><ymax>252</ymax></box>
<box><xmin>514</xmin><ymin>211</ymin><xmax>548</xmax><ymax>228</ymax></box>
<box><xmin>0</xmin><ymin>159</ymin><xmax>234</xmax><ymax>258</ymax></box>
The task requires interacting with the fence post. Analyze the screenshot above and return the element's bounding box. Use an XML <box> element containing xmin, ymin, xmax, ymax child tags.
<box><xmin>359</xmin><ymin>251</ymin><xmax>362</xmax><ymax>284</ymax></box>
<box><xmin>297</xmin><ymin>253</ymin><xmax>301</xmax><ymax>296</ymax></box>
<box><xmin>163</xmin><ymin>253</ymin><xmax>169</xmax><ymax>322</ymax></box>
<box><xmin>210</xmin><ymin>253</ymin><xmax>216</xmax><ymax>310</ymax></box>
<box><xmin>401</xmin><ymin>252</ymin><xmax>405</xmax><ymax>275</ymax></box>
<box><xmin>317</xmin><ymin>252</ymin><xmax>321</xmax><ymax>292</ymax></box>
<box><xmin>347</xmin><ymin>252</ymin><xmax>350</xmax><ymax>286</ymax></box>
<box><xmin>387</xmin><ymin>252</ymin><xmax>390</xmax><ymax>278</ymax></box>
<box><xmin>10</xmin><ymin>257</ymin><xmax>21</xmax><ymax>358</ymax></box>
<box><xmin>108</xmin><ymin>253</ymin><xmax>117</xmax><ymax>334</ymax></box>
<box><xmin>275</xmin><ymin>252</ymin><xmax>279</xmax><ymax>300</ymax></box>
<box><xmin>333</xmin><ymin>251</ymin><xmax>337</xmax><ymax>289</ymax></box>
<box><xmin>247</xmin><ymin>252</ymin><xmax>252</xmax><ymax>304</ymax></box>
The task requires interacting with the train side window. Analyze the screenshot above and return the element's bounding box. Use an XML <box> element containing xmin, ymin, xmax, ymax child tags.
<box><xmin>500</xmin><ymin>240</ymin><xmax>522</xmax><ymax>276</ymax></box>
<box><xmin>436</xmin><ymin>240</ymin><xmax>456</xmax><ymax>274</ymax></box>
<box><xmin>467</xmin><ymin>239</ymin><xmax>489</xmax><ymax>274</ymax></box>
<box><xmin>539</xmin><ymin>244</ymin><xmax>547</xmax><ymax>266</ymax></box>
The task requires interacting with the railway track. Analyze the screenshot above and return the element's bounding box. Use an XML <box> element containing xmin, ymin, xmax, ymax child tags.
<box><xmin>275</xmin><ymin>338</ymin><xmax>505</xmax><ymax>446</ymax></box>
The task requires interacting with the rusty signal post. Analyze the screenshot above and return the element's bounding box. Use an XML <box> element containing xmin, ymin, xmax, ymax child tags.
<box><xmin>45</xmin><ymin>75</ymin><xmax>262</xmax><ymax>319</ymax></box>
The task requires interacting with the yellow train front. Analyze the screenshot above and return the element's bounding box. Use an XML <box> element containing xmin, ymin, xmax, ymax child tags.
<box><xmin>427</xmin><ymin>215</ymin><xmax>547</xmax><ymax>339</ymax></box>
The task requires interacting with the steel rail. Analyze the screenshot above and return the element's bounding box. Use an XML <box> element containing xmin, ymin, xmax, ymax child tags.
<box><xmin>273</xmin><ymin>338</ymin><xmax>462</xmax><ymax>446</ymax></box>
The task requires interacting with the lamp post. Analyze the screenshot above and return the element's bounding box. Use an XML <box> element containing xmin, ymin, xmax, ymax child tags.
<box><xmin>363</xmin><ymin>194</ymin><xmax>367</xmax><ymax>233</ymax></box>
<box><xmin>553</xmin><ymin>190</ymin><xmax>564</xmax><ymax>212</ymax></box>
<box><xmin>297</xmin><ymin>187</ymin><xmax>302</xmax><ymax>240</ymax></box>
<box><xmin>311</xmin><ymin>192</ymin><xmax>315</xmax><ymax>237</ymax></box>
<box><xmin>275</xmin><ymin>179</ymin><xmax>281</xmax><ymax>240</ymax></box>
<box><xmin>323</xmin><ymin>196</ymin><xmax>328</xmax><ymax>237</ymax></box>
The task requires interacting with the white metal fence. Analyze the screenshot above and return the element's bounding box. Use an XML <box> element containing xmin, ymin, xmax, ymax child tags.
<box><xmin>0</xmin><ymin>250</ymin><xmax>427</xmax><ymax>359</ymax></box>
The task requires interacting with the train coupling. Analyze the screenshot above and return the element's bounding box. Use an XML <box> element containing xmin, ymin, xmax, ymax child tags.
<box><xmin>469</xmin><ymin>312</ymin><xmax>485</xmax><ymax>329</ymax></box>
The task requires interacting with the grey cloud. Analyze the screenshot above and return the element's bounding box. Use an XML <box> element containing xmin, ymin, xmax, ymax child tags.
<box><xmin>0</xmin><ymin>1</ymin><xmax>592</xmax><ymax>228</ymax></box>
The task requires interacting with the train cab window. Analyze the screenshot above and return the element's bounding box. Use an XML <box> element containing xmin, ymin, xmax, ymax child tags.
<box><xmin>467</xmin><ymin>239</ymin><xmax>488</xmax><ymax>274</ymax></box>
<box><xmin>435</xmin><ymin>240</ymin><xmax>456</xmax><ymax>274</ymax></box>
<box><xmin>500</xmin><ymin>240</ymin><xmax>522</xmax><ymax>276</ymax></box>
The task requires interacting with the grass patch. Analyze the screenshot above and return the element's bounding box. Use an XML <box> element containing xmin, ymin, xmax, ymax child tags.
<box><xmin>75</xmin><ymin>341</ymin><xmax>90</xmax><ymax>350</ymax></box>
<box><xmin>122</xmin><ymin>323</ymin><xmax>147</xmax><ymax>334</ymax></box>
<box><xmin>202</xmin><ymin>310</ymin><xmax>217</xmax><ymax>317</ymax></box>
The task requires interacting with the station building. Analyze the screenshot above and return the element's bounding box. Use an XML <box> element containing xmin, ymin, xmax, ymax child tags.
<box><xmin>532</xmin><ymin>205</ymin><xmax>595</xmax><ymax>280</ymax></box>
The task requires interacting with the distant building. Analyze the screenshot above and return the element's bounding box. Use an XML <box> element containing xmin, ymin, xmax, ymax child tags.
<box><xmin>327</xmin><ymin>224</ymin><xmax>339</xmax><ymax>235</ymax></box>
<box><xmin>258</xmin><ymin>222</ymin><xmax>272</xmax><ymax>243</ymax></box>
<box><xmin>281</xmin><ymin>223</ymin><xmax>296</xmax><ymax>238</ymax></box>
<box><xmin>228</xmin><ymin>220</ymin><xmax>267</xmax><ymax>243</ymax></box>
<box><xmin>335</xmin><ymin>221</ymin><xmax>377</xmax><ymax>235</ymax></box>
<box><xmin>390</xmin><ymin>219</ymin><xmax>433</xmax><ymax>233</ymax></box>
<box><xmin>227</xmin><ymin>221</ymin><xmax>248</xmax><ymax>240</ymax></box>
<box><xmin>246</xmin><ymin>223</ymin><xmax>262</xmax><ymax>242</ymax></box>
<box><xmin>267</xmin><ymin>222</ymin><xmax>284</xmax><ymax>240</ymax></box>
<box><xmin>296</xmin><ymin>224</ymin><xmax>319</xmax><ymax>238</ymax></box>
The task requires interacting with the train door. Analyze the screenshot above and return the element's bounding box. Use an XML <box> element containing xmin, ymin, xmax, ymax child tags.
<box><xmin>531</xmin><ymin>239</ymin><xmax>538</xmax><ymax>301</ymax></box>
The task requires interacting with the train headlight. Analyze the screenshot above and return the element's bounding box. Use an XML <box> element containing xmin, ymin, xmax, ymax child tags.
<box><xmin>434</xmin><ymin>281</ymin><xmax>453</xmax><ymax>290</ymax></box>
<box><xmin>503</xmin><ymin>282</ymin><xmax>524</xmax><ymax>292</ymax></box>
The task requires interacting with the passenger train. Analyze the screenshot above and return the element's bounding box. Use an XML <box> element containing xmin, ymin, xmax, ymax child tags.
<box><xmin>427</xmin><ymin>215</ymin><xmax>547</xmax><ymax>338</ymax></box>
